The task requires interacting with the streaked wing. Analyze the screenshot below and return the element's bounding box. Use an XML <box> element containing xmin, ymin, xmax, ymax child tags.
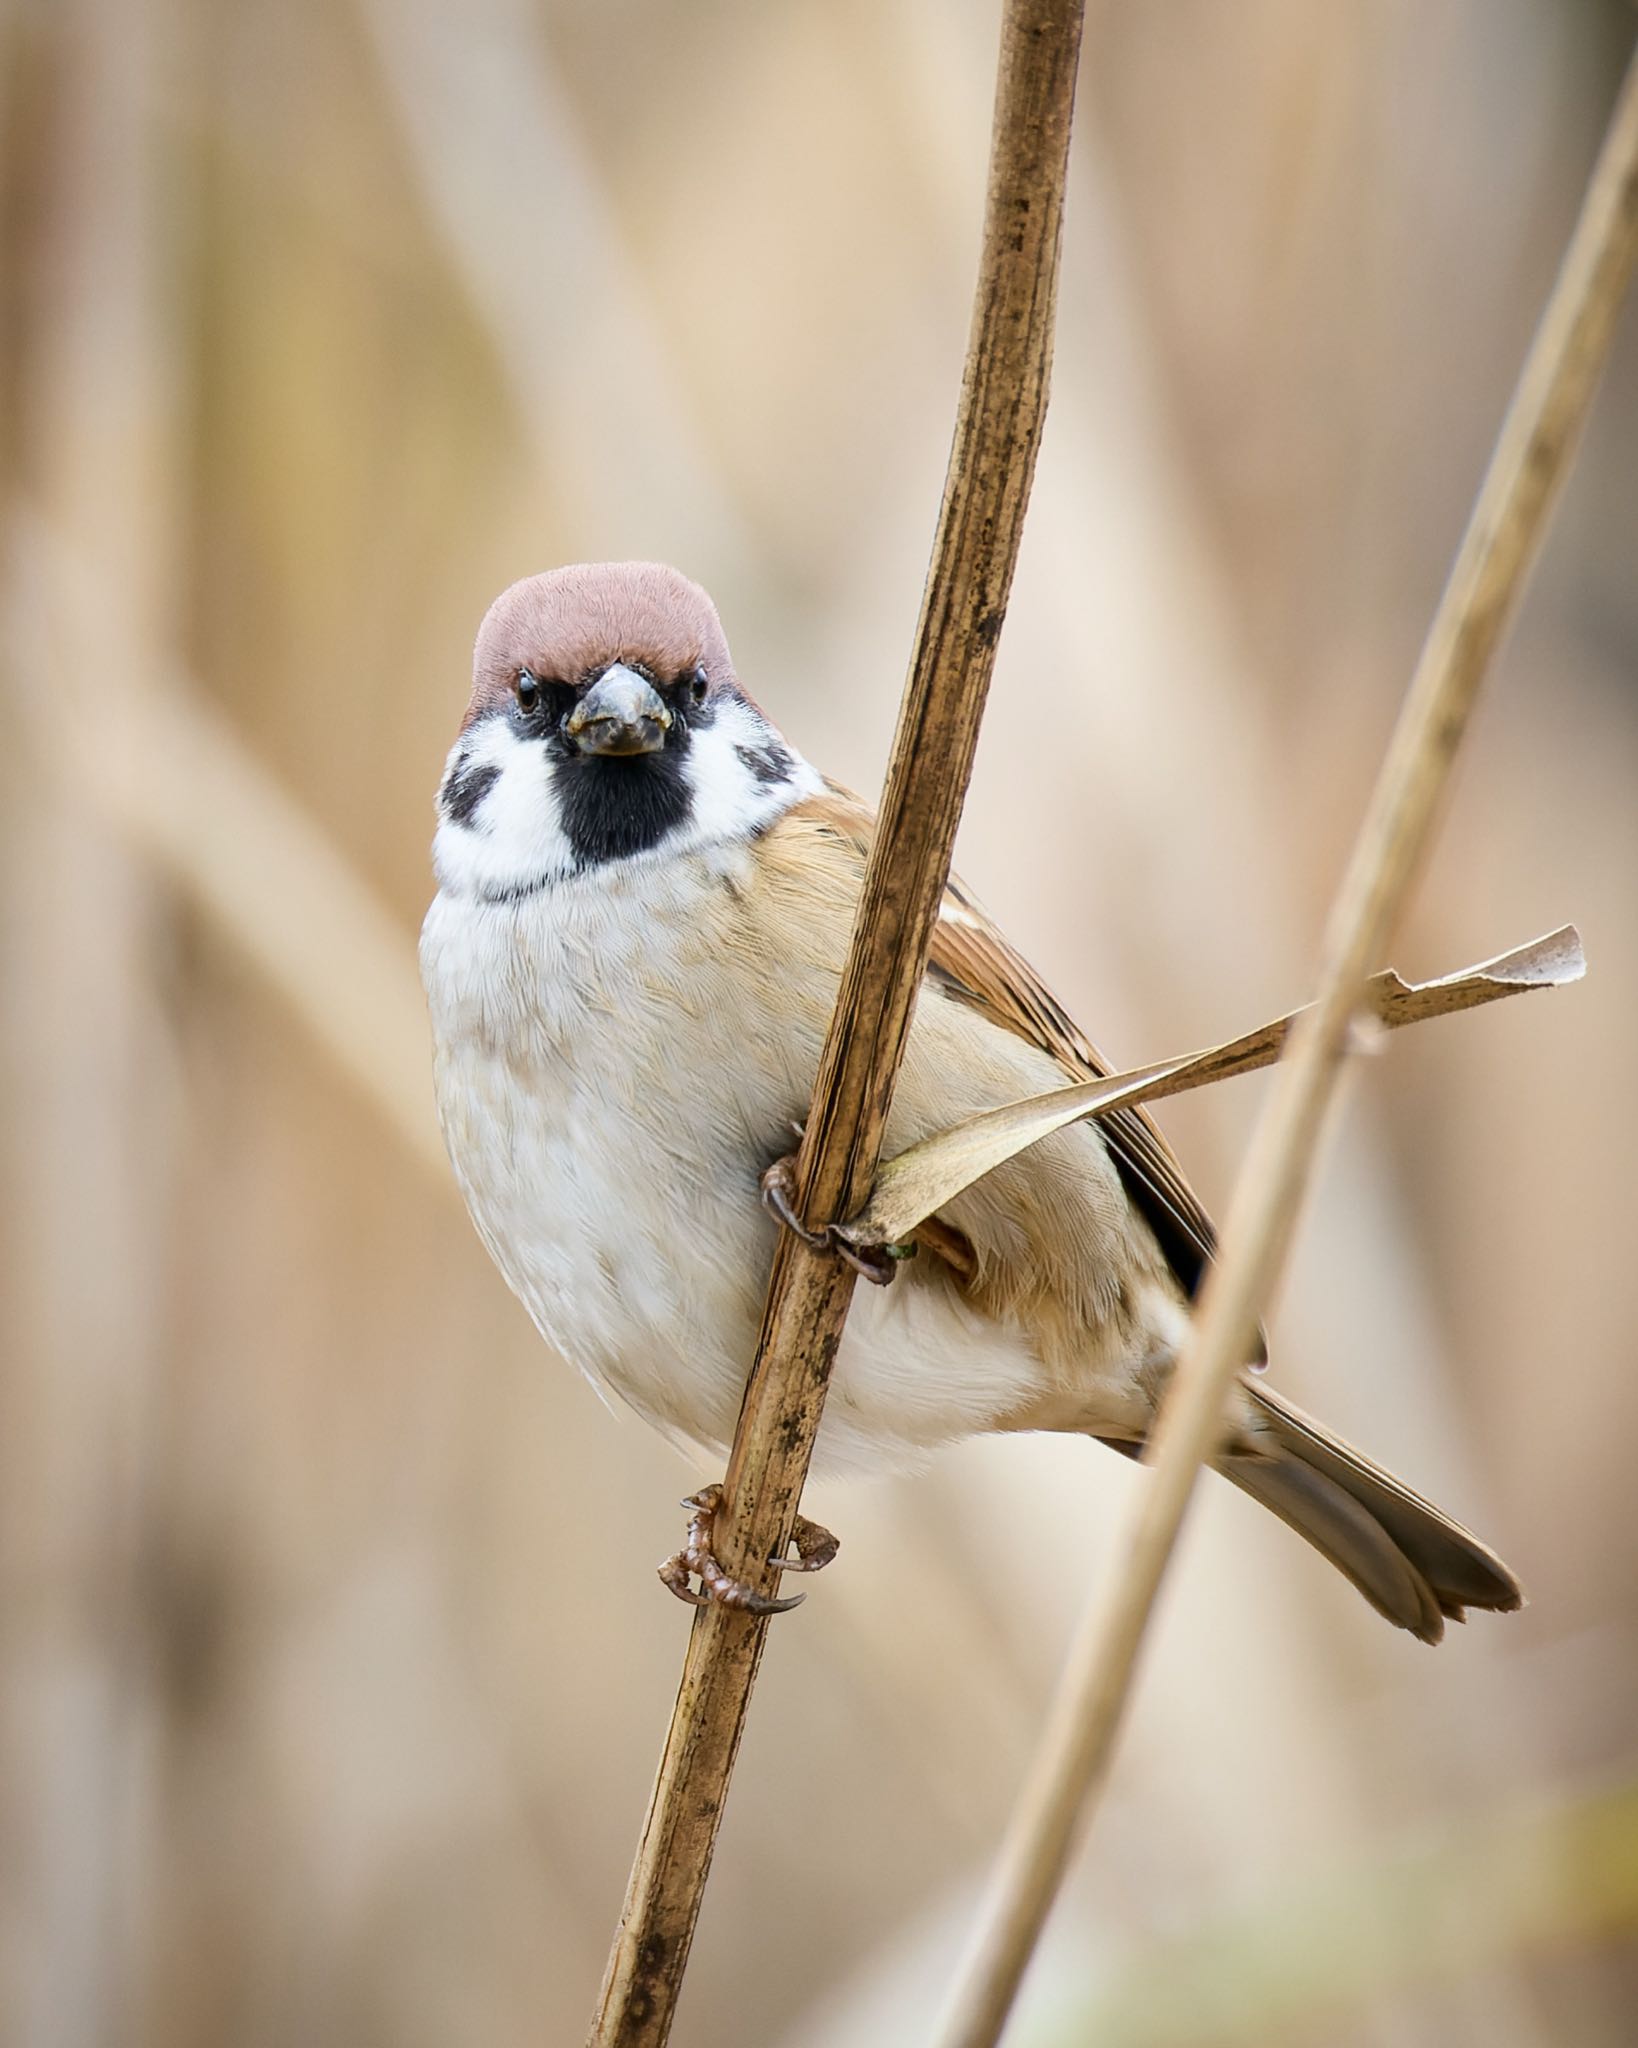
<box><xmin>810</xmin><ymin>781</ymin><xmax>1226</xmax><ymax>1315</ymax></box>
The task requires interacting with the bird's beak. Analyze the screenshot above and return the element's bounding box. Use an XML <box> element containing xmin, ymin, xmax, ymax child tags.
<box><xmin>566</xmin><ymin>664</ymin><xmax>672</xmax><ymax>757</ymax></box>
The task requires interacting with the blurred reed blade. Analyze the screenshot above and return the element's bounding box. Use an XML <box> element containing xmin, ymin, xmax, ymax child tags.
<box><xmin>356</xmin><ymin>0</ymin><xmax>755</xmax><ymax>570</ymax></box>
<box><xmin>5</xmin><ymin>512</ymin><xmax>445</xmax><ymax>1177</ymax></box>
<box><xmin>1048</xmin><ymin>1775</ymin><xmax>1638</xmax><ymax>2048</ymax></box>
<box><xmin>840</xmin><ymin>925</ymin><xmax>1585</xmax><ymax>1252</ymax></box>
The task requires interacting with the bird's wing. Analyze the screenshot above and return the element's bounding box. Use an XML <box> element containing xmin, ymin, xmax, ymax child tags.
<box><xmin>802</xmin><ymin>782</ymin><xmax>1222</xmax><ymax>1310</ymax></box>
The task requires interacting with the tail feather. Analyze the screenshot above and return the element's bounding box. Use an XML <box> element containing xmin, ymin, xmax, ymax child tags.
<box><xmin>1217</xmin><ymin>1384</ymin><xmax>1523</xmax><ymax>1645</ymax></box>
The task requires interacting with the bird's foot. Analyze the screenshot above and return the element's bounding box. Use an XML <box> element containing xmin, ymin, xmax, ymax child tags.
<box><xmin>759</xmin><ymin>1155</ymin><xmax>907</xmax><ymax>1286</ymax></box>
<box><xmin>772</xmin><ymin>1509</ymin><xmax>841</xmax><ymax>1575</ymax></box>
<box><xmin>657</xmin><ymin>1483</ymin><xmax>840</xmax><ymax>1613</ymax></box>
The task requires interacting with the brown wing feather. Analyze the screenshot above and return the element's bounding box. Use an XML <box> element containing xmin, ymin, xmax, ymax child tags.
<box><xmin>806</xmin><ymin>782</ymin><xmax>1229</xmax><ymax>1320</ymax></box>
<box><xmin>932</xmin><ymin>872</ymin><xmax>1219</xmax><ymax>1302</ymax></box>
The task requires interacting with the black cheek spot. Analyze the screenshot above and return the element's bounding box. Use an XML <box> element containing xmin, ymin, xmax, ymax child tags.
<box><xmin>441</xmin><ymin>759</ymin><xmax>501</xmax><ymax>827</ymax></box>
<box><xmin>734</xmin><ymin>740</ymin><xmax>792</xmax><ymax>787</ymax></box>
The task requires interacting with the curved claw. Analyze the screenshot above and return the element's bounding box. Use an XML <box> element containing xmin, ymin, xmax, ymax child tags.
<box><xmin>759</xmin><ymin>1156</ymin><xmax>829</xmax><ymax>1249</ymax></box>
<box><xmin>829</xmin><ymin>1234</ymin><xmax>900</xmax><ymax>1287</ymax></box>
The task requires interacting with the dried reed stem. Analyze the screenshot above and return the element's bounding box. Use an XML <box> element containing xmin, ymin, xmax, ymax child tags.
<box><xmin>935</xmin><ymin>44</ymin><xmax>1638</xmax><ymax>2048</ymax></box>
<box><xmin>587</xmin><ymin>4</ymin><xmax>1085</xmax><ymax>2042</ymax></box>
<box><xmin>8</xmin><ymin>517</ymin><xmax>443</xmax><ymax>1179</ymax></box>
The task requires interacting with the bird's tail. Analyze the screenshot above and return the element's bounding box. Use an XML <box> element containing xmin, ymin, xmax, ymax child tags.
<box><xmin>1214</xmin><ymin>1383</ymin><xmax>1523</xmax><ymax>1644</ymax></box>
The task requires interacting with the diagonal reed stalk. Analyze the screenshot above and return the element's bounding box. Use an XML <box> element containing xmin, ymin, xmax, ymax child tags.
<box><xmin>587</xmin><ymin>4</ymin><xmax>1087</xmax><ymax>2042</ymax></box>
<box><xmin>934</xmin><ymin>41</ymin><xmax>1638</xmax><ymax>2048</ymax></box>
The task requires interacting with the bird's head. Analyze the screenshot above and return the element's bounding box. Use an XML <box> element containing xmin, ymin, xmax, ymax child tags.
<box><xmin>432</xmin><ymin>562</ymin><xmax>815</xmax><ymax>899</ymax></box>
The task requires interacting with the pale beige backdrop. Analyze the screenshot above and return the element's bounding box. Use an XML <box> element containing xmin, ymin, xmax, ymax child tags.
<box><xmin>2</xmin><ymin>3</ymin><xmax>1635</xmax><ymax>2045</ymax></box>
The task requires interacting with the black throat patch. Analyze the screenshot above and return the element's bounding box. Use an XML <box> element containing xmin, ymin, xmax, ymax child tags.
<box><xmin>550</xmin><ymin>741</ymin><xmax>696</xmax><ymax>869</ymax></box>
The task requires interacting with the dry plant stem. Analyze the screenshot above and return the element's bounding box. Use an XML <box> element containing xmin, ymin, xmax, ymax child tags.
<box><xmin>843</xmin><ymin>926</ymin><xmax>1584</xmax><ymax>1251</ymax></box>
<box><xmin>587</xmin><ymin>3</ymin><xmax>1086</xmax><ymax>2043</ymax></box>
<box><xmin>936</xmin><ymin>46</ymin><xmax>1638</xmax><ymax>2048</ymax></box>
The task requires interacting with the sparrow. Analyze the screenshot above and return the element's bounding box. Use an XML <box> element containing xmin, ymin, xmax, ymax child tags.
<box><xmin>420</xmin><ymin>561</ymin><xmax>1522</xmax><ymax>1643</ymax></box>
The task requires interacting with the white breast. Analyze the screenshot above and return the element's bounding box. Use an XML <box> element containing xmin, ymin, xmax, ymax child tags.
<box><xmin>419</xmin><ymin>847</ymin><xmax>1050</xmax><ymax>1474</ymax></box>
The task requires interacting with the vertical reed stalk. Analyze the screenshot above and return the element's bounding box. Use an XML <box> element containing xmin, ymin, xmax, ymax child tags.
<box><xmin>587</xmin><ymin>4</ymin><xmax>1086</xmax><ymax>2042</ymax></box>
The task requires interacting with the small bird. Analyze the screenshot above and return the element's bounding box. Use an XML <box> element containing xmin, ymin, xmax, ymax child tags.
<box><xmin>420</xmin><ymin>561</ymin><xmax>1522</xmax><ymax>1642</ymax></box>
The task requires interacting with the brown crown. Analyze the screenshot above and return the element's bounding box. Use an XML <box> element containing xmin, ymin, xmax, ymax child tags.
<box><xmin>465</xmin><ymin>562</ymin><xmax>736</xmax><ymax>729</ymax></box>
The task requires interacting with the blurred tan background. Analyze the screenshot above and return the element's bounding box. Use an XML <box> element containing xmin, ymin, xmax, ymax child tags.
<box><xmin>3</xmin><ymin>2</ymin><xmax>1637</xmax><ymax>2043</ymax></box>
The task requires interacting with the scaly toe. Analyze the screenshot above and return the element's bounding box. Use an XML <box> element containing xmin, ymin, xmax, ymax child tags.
<box><xmin>695</xmin><ymin>1548</ymin><xmax>806</xmax><ymax>1614</ymax></box>
<box><xmin>658</xmin><ymin>1550</ymin><xmax>710</xmax><ymax>1606</ymax></box>
<box><xmin>658</xmin><ymin>1481</ymin><xmax>811</xmax><ymax>1613</ymax></box>
<box><xmin>770</xmin><ymin>1512</ymin><xmax>841</xmax><ymax>1575</ymax></box>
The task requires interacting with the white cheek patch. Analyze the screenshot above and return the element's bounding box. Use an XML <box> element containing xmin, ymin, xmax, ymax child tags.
<box><xmin>433</xmin><ymin>715</ymin><xmax>574</xmax><ymax>898</ymax></box>
<box><xmin>677</xmin><ymin>698</ymin><xmax>821</xmax><ymax>852</ymax></box>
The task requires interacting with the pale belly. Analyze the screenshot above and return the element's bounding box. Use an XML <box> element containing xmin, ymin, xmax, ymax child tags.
<box><xmin>420</xmin><ymin>857</ymin><xmax>1054</xmax><ymax>1474</ymax></box>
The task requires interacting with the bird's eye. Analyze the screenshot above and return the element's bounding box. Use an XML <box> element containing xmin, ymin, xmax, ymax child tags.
<box><xmin>516</xmin><ymin>670</ymin><xmax>541</xmax><ymax>715</ymax></box>
<box><xmin>688</xmin><ymin>665</ymin><xmax>708</xmax><ymax>706</ymax></box>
